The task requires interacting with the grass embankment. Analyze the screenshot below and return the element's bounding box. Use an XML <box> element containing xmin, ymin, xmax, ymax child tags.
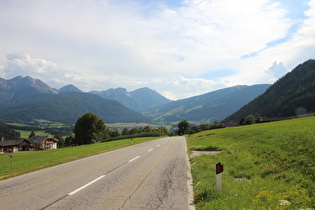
<box><xmin>187</xmin><ymin>117</ymin><xmax>315</xmax><ymax>209</ymax></box>
<box><xmin>0</xmin><ymin>137</ymin><xmax>160</xmax><ymax>180</ymax></box>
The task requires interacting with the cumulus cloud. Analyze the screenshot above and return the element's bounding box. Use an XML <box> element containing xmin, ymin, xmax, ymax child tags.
<box><xmin>5</xmin><ymin>53</ymin><xmax>57</xmax><ymax>76</ymax></box>
<box><xmin>2</xmin><ymin>53</ymin><xmax>83</xmax><ymax>89</ymax></box>
<box><xmin>0</xmin><ymin>0</ymin><xmax>314</xmax><ymax>99</ymax></box>
<box><xmin>265</xmin><ymin>61</ymin><xmax>288</xmax><ymax>79</ymax></box>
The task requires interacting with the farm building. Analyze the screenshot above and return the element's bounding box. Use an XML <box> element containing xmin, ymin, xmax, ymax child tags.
<box><xmin>27</xmin><ymin>136</ymin><xmax>59</xmax><ymax>150</ymax></box>
<box><xmin>0</xmin><ymin>138</ymin><xmax>31</xmax><ymax>153</ymax></box>
<box><xmin>0</xmin><ymin>136</ymin><xmax>59</xmax><ymax>153</ymax></box>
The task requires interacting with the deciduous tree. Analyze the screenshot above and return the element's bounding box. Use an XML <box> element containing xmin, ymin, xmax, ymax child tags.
<box><xmin>73</xmin><ymin>112</ymin><xmax>107</xmax><ymax>145</ymax></box>
<box><xmin>177</xmin><ymin>120</ymin><xmax>190</xmax><ymax>135</ymax></box>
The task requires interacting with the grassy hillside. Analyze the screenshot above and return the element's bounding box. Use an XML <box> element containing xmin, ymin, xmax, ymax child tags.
<box><xmin>187</xmin><ymin>117</ymin><xmax>315</xmax><ymax>209</ymax></box>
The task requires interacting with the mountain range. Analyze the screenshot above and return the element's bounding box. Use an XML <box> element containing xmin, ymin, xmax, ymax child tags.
<box><xmin>0</xmin><ymin>75</ymin><xmax>272</xmax><ymax>124</ymax></box>
<box><xmin>144</xmin><ymin>84</ymin><xmax>270</xmax><ymax>124</ymax></box>
<box><xmin>0</xmin><ymin>76</ymin><xmax>58</xmax><ymax>108</ymax></box>
<box><xmin>1</xmin><ymin>58</ymin><xmax>313</xmax><ymax>125</ymax></box>
<box><xmin>0</xmin><ymin>92</ymin><xmax>147</xmax><ymax>124</ymax></box>
<box><xmin>0</xmin><ymin>76</ymin><xmax>168</xmax><ymax>112</ymax></box>
<box><xmin>0</xmin><ymin>76</ymin><xmax>157</xmax><ymax>124</ymax></box>
<box><xmin>90</xmin><ymin>87</ymin><xmax>171</xmax><ymax>112</ymax></box>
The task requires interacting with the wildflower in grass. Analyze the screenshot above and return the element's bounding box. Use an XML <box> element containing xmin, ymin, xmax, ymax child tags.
<box><xmin>279</xmin><ymin>199</ymin><xmax>291</xmax><ymax>206</ymax></box>
<box><xmin>298</xmin><ymin>208</ymin><xmax>315</xmax><ymax>210</ymax></box>
<box><xmin>287</xmin><ymin>184</ymin><xmax>312</xmax><ymax>206</ymax></box>
<box><xmin>253</xmin><ymin>185</ymin><xmax>312</xmax><ymax>209</ymax></box>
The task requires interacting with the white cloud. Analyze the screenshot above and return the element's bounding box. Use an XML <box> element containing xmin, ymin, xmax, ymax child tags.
<box><xmin>240</xmin><ymin>0</ymin><xmax>315</xmax><ymax>72</ymax></box>
<box><xmin>265</xmin><ymin>61</ymin><xmax>288</xmax><ymax>79</ymax></box>
<box><xmin>2</xmin><ymin>53</ymin><xmax>82</xmax><ymax>89</ymax></box>
<box><xmin>145</xmin><ymin>75</ymin><xmax>229</xmax><ymax>100</ymax></box>
<box><xmin>5</xmin><ymin>53</ymin><xmax>57</xmax><ymax>75</ymax></box>
<box><xmin>0</xmin><ymin>0</ymin><xmax>314</xmax><ymax>99</ymax></box>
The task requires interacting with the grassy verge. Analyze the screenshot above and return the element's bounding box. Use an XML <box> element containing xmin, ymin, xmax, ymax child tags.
<box><xmin>187</xmin><ymin>117</ymin><xmax>315</xmax><ymax>209</ymax></box>
<box><xmin>0</xmin><ymin>137</ymin><xmax>160</xmax><ymax>180</ymax></box>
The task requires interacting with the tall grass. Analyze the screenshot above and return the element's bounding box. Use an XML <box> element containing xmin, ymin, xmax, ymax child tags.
<box><xmin>0</xmin><ymin>137</ymin><xmax>159</xmax><ymax>180</ymax></box>
<box><xmin>187</xmin><ymin>117</ymin><xmax>315</xmax><ymax>209</ymax></box>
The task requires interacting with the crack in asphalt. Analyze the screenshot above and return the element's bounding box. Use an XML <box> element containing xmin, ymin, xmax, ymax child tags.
<box><xmin>41</xmin><ymin>195</ymin><xmax>68</xmax><ymax>209</ymax></box>
<box><xmin>119</xmin><ymin>166</ymin><xmax>155</xmax><ymax>209</ymax></box>
<box><xmin>156</xmin><ymin>161</ymin><xmax>177</xmax><ymax>209</ymax></box>
<box><xmin>120</xmin><ymin>141</ymin><xmax>174</xmax><ymax>209</ymax></box>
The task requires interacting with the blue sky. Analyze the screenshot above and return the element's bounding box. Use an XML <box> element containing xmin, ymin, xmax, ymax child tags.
<box><xmin>0</xmin><ymin>0</ymin><xmax>314</xmax><ymax>100</ymax></box>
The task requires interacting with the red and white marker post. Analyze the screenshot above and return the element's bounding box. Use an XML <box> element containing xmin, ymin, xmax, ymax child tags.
<box><xmin>216</xmin><ymin>162</ymin><xmax>224</xmax><ymax>192</ymax></box>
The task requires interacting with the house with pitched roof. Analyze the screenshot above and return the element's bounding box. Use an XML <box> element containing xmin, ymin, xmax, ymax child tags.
<box><xmin>0</xmin><ymin>138</ymin><xmax>31</xmax><ymax>153</ymax></box>
<box><xmin>27</xmin><ymin>136</ymin><xmax>59</xmax><ymax>150</ymax></box>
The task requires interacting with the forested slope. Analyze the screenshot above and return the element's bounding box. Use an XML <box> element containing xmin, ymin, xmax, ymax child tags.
<box><xmin>225</xmin><ymin>59</ymin><xmax>315</xmax><ymax>122</ymax></box>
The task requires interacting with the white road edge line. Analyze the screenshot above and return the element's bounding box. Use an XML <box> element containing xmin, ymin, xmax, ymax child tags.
<box><xmin>148</xmin><ymin>148</ymin><xmax>153</xmax><ymax>152</ymax></box>
<box><xmin>184</xmin><ymin>138</ymin><xmax>196</xmax><ymax>210</ymax></box>
<box><xmin>157</xmin><ymin>144</ymin><xmax>160</xmax><ymax>147</ymax></box>
<box><xmin>68</xmin><ymin>175</ymin><xmax>106</xmax><ymax>196</ymax></box>
<box><xmin>128</xmin><ymin>156</ymin><xmax>140</xmax><ymax>162</ymax></box>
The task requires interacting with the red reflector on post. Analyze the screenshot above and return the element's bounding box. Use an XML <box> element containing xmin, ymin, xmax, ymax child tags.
<box><xmin>216</xmin><ymin>162</ymin><xmax>224</xmax><ymax>174</ymax></box>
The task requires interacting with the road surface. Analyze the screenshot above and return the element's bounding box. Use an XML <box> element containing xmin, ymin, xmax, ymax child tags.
<box><xmin>0</xmin><ymin>137</ymin><xmax>194</xmax><ymax>209</ymax></box>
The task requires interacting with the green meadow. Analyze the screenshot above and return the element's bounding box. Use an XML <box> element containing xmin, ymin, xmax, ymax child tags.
<box><xmin>187</xmin><ymin>117</ymin><xmax>315</xmax><ymax>209</ymax></box>
<box><xmin>16</xmin><ymin>130</ymin><xmax>51</xmax><ymax>138</ymax></box>
<box><xmin>0</xmin><ymin>137</ymin><xmax>160</xmax><ymax>180</ymax></box>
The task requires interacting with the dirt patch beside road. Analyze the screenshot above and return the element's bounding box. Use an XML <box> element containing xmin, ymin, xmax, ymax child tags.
<box><xmin>190</xmin><ymin>150</ymin><xmax>222</xmax><ymax>158</ymax></box>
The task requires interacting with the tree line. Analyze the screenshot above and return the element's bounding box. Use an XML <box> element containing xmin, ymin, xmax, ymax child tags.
<box><xmin>176</xmin><ymin>120</ymin><xmax>224</xmax><ymax>135</ymax></box>
<box><xmin>24</xmin><ymin>113</ymin><xmax>229</xmax><ymax>147</ymax></box>
<box><xmin>0</xmin><ymin>124</ymin><xmax>20</xmax><ymax>139</ymax></box>
<box><xmin>55</xmin><ymin>113</ymin><xmax>227</xmax><ymax>147</ymax></box>
<box><xmin>56</xmin><ymin>114</ymin><xmax>229</xmax><ymax>147</ymax></box>
<box><xmin>55</xmin><ymin>112</ymin><xmax>170</xmax><ymax>147</ymax></box>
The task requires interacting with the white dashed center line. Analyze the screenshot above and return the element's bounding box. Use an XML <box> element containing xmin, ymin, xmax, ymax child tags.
<box><xmin>67</xmin><ymin>141</ymin><xmax>167</xmax><ymax>198</ymax></box>
<box><xmin>68</xmin><ymin>175</ymin><xmax>106</xmax><ymax>196</ymax></box>
<box><xmin>128</xmin><ymin>156</ymin><xmax>140</xmax><ymax>163</ymax></box>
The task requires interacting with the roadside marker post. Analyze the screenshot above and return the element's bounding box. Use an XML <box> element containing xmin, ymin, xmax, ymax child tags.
<box><xmin>6</xmin><ymin>154</ymin><xmax>13</xmax><ymax>171</ymax></box>
<box><xmin>216</xmin><ymin>162</ymin><xmax>224</xmax><ymax>192</ymax></box>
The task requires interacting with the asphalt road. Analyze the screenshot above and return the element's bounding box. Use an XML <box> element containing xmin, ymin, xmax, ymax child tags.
<box><xmin>0</xmin><ymin>136</ymin><xmax>194</xmax><ymax>210</ymax></box>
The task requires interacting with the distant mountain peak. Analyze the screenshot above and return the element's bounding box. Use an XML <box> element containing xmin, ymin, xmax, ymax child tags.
<box><xmin>90</xmin><ymin>87</ymin><xmax>171</xmax><ymax>112</ymax></box>
<box><xmin>0</xmin><ymin>76</ymin><xmax>58</xmax><ymax>106</ymax></box>
<box><xmin>59</xmin><ymin>84</ymin><xmax>82</xmax><ymax>93</ymax></box>
<box><xmin>7</xmin><ymin>76</ymin><xmax>58</xmax><ymax>94</ymax></box>
<box><xmin>11</xmin><ymin>75</ymin><xmax>23</xmax><ymax>80</ymax></box>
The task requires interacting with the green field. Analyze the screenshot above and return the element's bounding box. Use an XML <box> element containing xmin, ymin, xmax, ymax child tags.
<box><xmin>6</xmin><ymin>119</ymin><xmax>67</xmax><ymax>127</ymax></box>
<box><xmin>187</xmin><ymin>117</ymin><xmax>315</xmax><ymax>209</ymax></box>
<box><xmin>0</xmin><ymin>137</ymin><xmax>160</xmax><ymax>180</ymax></box>
<box><xmin>16</xmin><ymin>130</ymin><xmax>52</xmax><ymax>138</ymax></box>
